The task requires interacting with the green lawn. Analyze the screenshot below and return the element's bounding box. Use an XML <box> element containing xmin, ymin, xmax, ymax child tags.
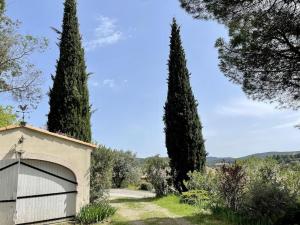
<box><xmin>154</xmin><ymin>195</ymin><xmax>198</xmax><ymax>216</ymax></box>
<box><xmin>103</xmin><ymin>195</ymin><xmax>232</xmax><ymax>225</ymax></box>
<box><xmin>71</xmin><ymin>195</ymin><xmax>233</xmax><ymax>225</ymax></box>
<box><xmin>153</xmin><ymin>195</ymin><xmax>231</xmax><ymax>225</ymax></box>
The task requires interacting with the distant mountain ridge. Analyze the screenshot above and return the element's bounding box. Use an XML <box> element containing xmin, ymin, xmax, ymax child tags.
<box><xmin>207</xmin><ymin>151</ymin><xmax>300</xmax><ymax>166</ymax></box>
<box><xmin>137</xmin><ymin>151</ymin><xmax>300</xmax><ymax>167</ymax></box>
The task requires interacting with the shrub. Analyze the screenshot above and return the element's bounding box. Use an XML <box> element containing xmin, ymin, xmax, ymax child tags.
<box><xmin>112</xmin><ymin>150</ymin><xmax>140</xmax><ymax>188</ymax></box>
<box><xmin>280</xmin><ymin>163</ymin><xmax>300</xmax><ymax>197</ymax></box>
<box><xmin>90</xmin><ymin>146</ymin><xmax>115</xmax><ymax>202</ymax></box>
<box><xmin>180</xmin><ymin>190</ymin><xmax>211</xmax><ymax>208</ymax></box>
<box><xmin>76</xmin><ymin>201</ymin><xmax>116</xmax><ymax>224</ymax></box>
<box><xmin>237</xmin><ymin>161</ymin><xmax>298</xmax><ymax>225</ymax></box>
<box><xmin>184</xmin><ymin>170</ymin><xmax>218</xmax><ymax>193</ymax></box>
<box><xmin>139</xmin><ymin>182</ymin><xmax>153</xmax><ymax>191</ymax></box>
<box><xmin>277</xmin><ymin>201</ymin><xmax>300</xmax><ymax>225</ymax></box>
<box><xmin>218</xmin><ymin>162</ymin><xmax>246</xmax><ymax>211</ymax></box>
<box><xmin>144</xmin><ymin>155</ymin><xmax>174</xmax><ymax>197</ymax></box>
<box><xmin>241</xmin><ymin>180</ymin><xmax>296</xmax><ymax>224</ymax></box>
<box><xmin>238</xmin><ymin>157</ymin><xmax>280</xmax><ymax>185</ymax></box>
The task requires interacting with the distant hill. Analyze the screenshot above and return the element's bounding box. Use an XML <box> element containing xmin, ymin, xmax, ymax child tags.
<box><xmin>207</xmin><ymin>151</ymin><xmax>300</xmax><ymax>166</ymax></box>
<box><xmin>137</xmin><ymin>151</ymin><xmax>300</xmax><ymax>167</ymax></box>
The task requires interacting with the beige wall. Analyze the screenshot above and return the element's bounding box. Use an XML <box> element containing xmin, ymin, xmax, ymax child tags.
<box><xmin>0</xmin><ymin>127</ymin><xmax>93</xmax><ymax>213</ymax></box>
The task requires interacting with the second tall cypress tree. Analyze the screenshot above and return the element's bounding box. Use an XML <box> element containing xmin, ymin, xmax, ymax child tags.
<box><xmin>164</xmin><ymin>19</ymin><xmax>206</xmax><ymax>192</ymax></box>
<box><xmin>47</xmin><ymin>0</ymin><xmax>91</xmax><ymax>142</ymax></box>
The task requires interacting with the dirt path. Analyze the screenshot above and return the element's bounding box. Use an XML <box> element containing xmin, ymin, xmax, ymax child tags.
<box><xmin>109</xmin><ymin>189</ymin><xmax>156</xmax><ymax>199</ymax></box>
<box><xmin>106</xmin><ymin>189</ymin><xmax>192</xmax><ymax>225</ymax></box>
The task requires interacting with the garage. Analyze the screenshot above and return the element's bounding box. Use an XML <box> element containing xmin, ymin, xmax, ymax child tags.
<box><xmin>0</xmin><ymin>125</ymin><xmax>96</xmax><ymax>225</ymax></box>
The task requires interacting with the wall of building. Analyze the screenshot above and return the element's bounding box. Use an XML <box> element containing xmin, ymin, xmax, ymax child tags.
<box><xmin>0</xmin><ymin>127</ymin><xmax>92</xmax><ymax>213</ymax></box>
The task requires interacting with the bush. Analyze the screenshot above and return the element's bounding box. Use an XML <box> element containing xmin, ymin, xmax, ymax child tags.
<box><xmin>276</xmin><ymin>201</ymin><xmax>300</xmax><ymax>225</ymax></box>
<box><xmin>180</xmin><ymin>190</ymin><xmax>211</xmax><ymax>208</ymax></box>
<box><xmin>90</xmin><ymin>146</ymin><xmax>115</xmax><ymax>202</ymax></box>
<box><xmin>184</xmin><ymin>170</ymin><xmax>218</xmax><ymax>193</ymax></box>
<box><xmin>112</xmin><ymin>150</ymin><xmax>140</xmax><ymax>188</ymax></box>
<box><xmin>76</xmin><ymin>201</ymin><xmax>116</xmax><ymax>224</ymax></box>
<box><xmin>139</xmin><ymin>182</ymin><xmax>153</xmax><ymax>191</ymax></box>
<box><xmin>280</xmin><ymin>163</ymin><xmax>300</xmax><ymax>197</ymax></box>
<box><xmin>238</xmin><ymin>157</ymin><xmax>280</xmax><ymax>185</ymax></box>
<box><xmin>218</xmin><ymin>163</ymin><xmax>246</xmax><ymax>211</ymax></box>
<box><xmin>239</xmin><ymin>162</ymin><xmax>298</xmax><ymax>225</ymax></box>
<box><xmin>242</xmin><ymin>180</ymin><xmax>296</xmax><ymax>224</ymax></box>
<box><xmin>144</xmin><ymin>155</ymin><xmax>174</xmax><ymax>197</ymax></box>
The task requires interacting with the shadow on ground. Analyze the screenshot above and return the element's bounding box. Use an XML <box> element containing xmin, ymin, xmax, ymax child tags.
<box><xmin>110</xmin><ymin>197</ymin><xmax>156</xmax><ymax>204</ymax></box>
<box><xmin>108</xmin><ymin>215</ymin><xmax>229</xmax><ymax>225</ymax></box>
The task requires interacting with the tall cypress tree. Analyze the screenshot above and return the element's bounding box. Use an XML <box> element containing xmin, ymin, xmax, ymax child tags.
<box><xmin>47</xmin><ymin>0</ymin><xmax>91</xmax><ymax>142</ymax></box>
<box><xmin>164</xmin><ymin>19</ymin><xmax>206</xmax><ymax>192</ymax></box>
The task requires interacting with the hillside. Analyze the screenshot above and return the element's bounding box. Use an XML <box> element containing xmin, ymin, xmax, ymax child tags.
<box><xmin>207</xmin><ymin>151</ymin><xmax>300</xmax><ymax>166</ymax></box>
<box><xmin>138</xmin><ymin>151</ymin><xmax>300</xmax><ymax>167</ymax></box>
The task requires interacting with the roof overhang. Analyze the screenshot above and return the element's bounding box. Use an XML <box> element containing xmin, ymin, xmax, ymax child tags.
<box><xmin>0</xmin><ymin>125</ymin><xmax>97</xmax><ymax>149</ymax></box>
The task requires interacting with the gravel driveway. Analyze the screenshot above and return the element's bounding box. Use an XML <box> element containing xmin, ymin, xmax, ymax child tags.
<box><xmin>109</xmin><ymin>188</ymin><xmax>156</xmax><ymax>199</ymax></box>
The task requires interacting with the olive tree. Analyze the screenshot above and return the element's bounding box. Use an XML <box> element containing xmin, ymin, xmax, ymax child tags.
<box><xmin>0</xmin><ymin>2</ymin><xmax>47</xmax><ymax>106</ymax></box>
<box><xmin>0</xmin><ymin>105</ymin><xmax>17</xmax><ymax>127</ymax></box>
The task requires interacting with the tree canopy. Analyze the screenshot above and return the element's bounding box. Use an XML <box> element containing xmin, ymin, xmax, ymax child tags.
<box><xmin>180</xmin><ymin>0</ymin><xmax>300</xmax><ymax>109</ymax></box>
<box><xmin>0</xmin><ymin>105</ymin><xmax>17</xmax><ymax>127</ymax></box>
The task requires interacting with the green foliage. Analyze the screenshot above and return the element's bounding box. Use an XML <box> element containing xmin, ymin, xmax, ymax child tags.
<box><xmin>47</xmin><ymin>0</ymin><xmax>91</xmax><ymax>142</ymax></box>
<box><xmin>164</xmin><ymin>18</ymin><xmax>206</xmax><ymax>192</ymax></box>
<box><xmin>154</xmin><ymin>195</ymin><xmax>198</xmax><ymax>216</ymax></box>
<box><xmin>139</xmin><ymin>182</ymin><xmax>153</xmax><ymax>191</ymax></box>
<box><xmin>76</xmin><ymin>201</ymin><xmax>116</xmax><ymax>224</ymax></box>
<box><xmin>144</xmin><ymin>155</ymin><xmax>173</xmax><ymax>197</ymax></box>
<box><xmin>242</xmin><ymin>180</ymin><xmax>296</xmax><ymax>225</ymax></box>
<box><xmin>0</xmin><ymin>105</ymin><xmax>17</xmax><ymax>127</ymax></box>
<box><xmin>112</xmin><ymin>150</ymin><xmax>140</xmax><ymax>188</ymax></box>
<box><xmin>180</xmin><ymin>190</ymin><xmax>210</xmax><ymax>207</ymax></box>
<box><xmin>220</xmin><ymin>158</ymin><xmax>300</xmax><ymax>225</ymax></box>
<box><xmin>181</xmin><ymin>158</ymin><xmax>300</xmax><ymax>225</ymax></box>
<box><xmin>90</xmin><ymin>146</ymin><xmax>115</xmax><ymax>202</ymax></box>
<box><xmin>280</xmin><ymin>163</ymin><xmax>300</xmax><ymax>197</ymax></box>
<box><xmin>90</xmin><ymin>147</ymin><xmax>141</xmax><ymax>201</ymax></box>
<box><xmin>185</xmin><ymin>170</ymin><xmax>218</xmax><ymax>193</ymax></box>
<box><xmin>273</xmin><ymin>153</ymin><xmax>300</xmax><ymax>164</ymax></box>
<box><xmin>180</xmin><ymin>0</ymin><xmax>300</xmax><ymax>109</ymax></box>
<box><xmin>218</xmin><ymin>163</ymin><xmax>246</xmax><ymax>211</ymax></box>
<box><xmin>238</xmin><ymin>157</ymin><xmax>280</xmax><ymax>186</ymax></box>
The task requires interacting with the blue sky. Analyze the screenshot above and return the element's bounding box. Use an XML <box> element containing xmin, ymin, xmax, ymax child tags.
<box><xmin>4</xmin><ymin>0</ymin><xmax>300</xmax><ymax>158</ymax></box>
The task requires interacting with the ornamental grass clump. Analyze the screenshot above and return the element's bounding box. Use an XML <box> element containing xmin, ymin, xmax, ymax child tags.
<box><xmin>76</xmin><ymin>201</ymin><xmax>116</xmax><ymax>224</ymax></box>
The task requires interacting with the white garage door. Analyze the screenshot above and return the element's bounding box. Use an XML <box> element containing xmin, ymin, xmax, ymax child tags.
<box><xmin>0</xmin><ymin>159</ymin><xmax>77</xmax><ymax>225</ymax></box>
<box><xmin>0</xmin><ymin>160</ymin><xmax>18</xmax><ymax>225</ymax></box>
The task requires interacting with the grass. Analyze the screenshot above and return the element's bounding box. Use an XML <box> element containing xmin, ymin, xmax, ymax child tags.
<box><xmin>153</xmin><ymin>195</ymin><xmax>231</xmax><ymax>225</ymax></box>
<box><xmin>153</xmin><ymin>195</ymin><xmax>275</xmax><ymax>225</ymax></box>
<box><xmin>109</xmin><ymin>195</ymin><xmax>234</xmax><ymax>225</ymax></box>
<box><xmin>103</xmin><ymin>214</ymin><xmax>131</xmax><ymax>225</ymax></box>
<box><xmin>101</xmin><ymin>195</ymin><xmax>233</xmax><ymax>225</ymax></box>
<box><xmin>126</xmin><ymin>184</ymin><xmax>139</xmax><ymax>190</ymax></box>
<box><xmin>153</xmin><ymin>195</ymin><xmax>198</xmax><ymax>216</ymax></box>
